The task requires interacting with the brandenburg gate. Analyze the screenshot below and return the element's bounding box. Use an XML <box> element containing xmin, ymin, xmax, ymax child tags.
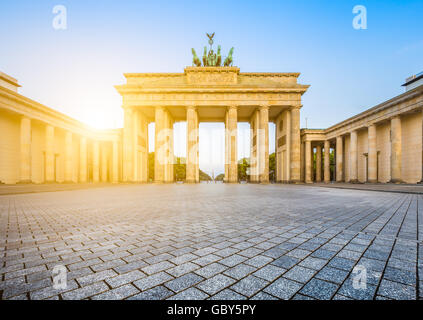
<box><xmin>115</xmin><ymin>45</ymin><xmax>309</xmax><ymax>184</ymax></box>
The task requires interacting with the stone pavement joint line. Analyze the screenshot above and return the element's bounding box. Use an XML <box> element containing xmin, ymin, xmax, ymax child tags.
<box><xmin>0</xmin><ymin>184</ymin><xmax>422</xmax><ymax>300</ymax></box>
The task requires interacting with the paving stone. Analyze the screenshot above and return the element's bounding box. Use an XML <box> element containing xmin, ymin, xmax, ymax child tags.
<box><xmin>271</xmin><ymin>255</ymin><xmax>299</xmax><ymax>269</ymax></box>
<box><xmin>167</xmin><ymin>262</ymin><xmax>200</xmax><ymax>277</ymax></box>
<box><xmin>284</xmin><ymin>266</ymin><xmax>316</xmax><ymax>283</ymax></box>
<box><xmin>315</xmin><ymin>266</ymin><xmax>349</xmax><ymax>284</ymax></box>
<box><xmin>76</xmin><ymin>269</ymin><xmax>117</xmax><ymax>287</ymax></box>
<box><xmin>91</xmin><ymin>284</ymin><xmax>139</xmax><ymax>300</ymax></box>
<box><xmin>141</xmin><ymin>261</ymin><xmax>175</xmax><ymax>275</ymax></box>
<box><xmin>230</xmin><ymin>275</ymin><xmax>269</xmax><ymax>297</ymax></box>
<box><xmin>105</xmin><ymin>270</ymin><xmax>145</xmax><ymax>288</ymax></box>
<box><xmin>167</xmin><ymin>287</ymin><xmax>209</xmax><ymax>300</ymax></box>
<box><xmin>223</xmin><ymin>264</ymin><xmax>256</xmax><ymax>280</ymax></box>
<box><xmin>62</xmin><ymin>281</ymin><xmax>109</xmax><ymax>300</ymax></box>
<box><xmin>219</xmin><ymin>254</ymin><xmax>248</xmax><ymax>267</ymax></box>
<box><xmin>194</xmin><ymin>263</ymin><xmax>227</xmax><ymax>278</ymax></box>
<box><xmin>253</xmin><ymin>264</ymin><xmax>285</xmax><ymax>282</ymax></box>
<box><xmin>328</xmin><ymin>257</ymin><xmax>356</xmax><ymax>271</ymax></box>
<box><xmin>113</xmin><ymin>260</ymin><xmax>148</xmax><ymax>274</ymax></box>
<box><xmin>128</xmin><ymin>286</ymin><xmax>174</xmax><ymax>300</ymax></box>
<box><xmin>244</xmin><ymin>255</ymin><xmax>273</xmax><ymax>268</ymax></box>
<box><xmin>164</xmin><ymin>273</ymin><xmax>204</xmax><ymax>293</ymax></box>
<box><xmin>133</xmin><ymin>272</ymin><xmax>174</xmax><ymax>291</ymax></box>
<box><xmin>209</xmin><ymin>289</ymin><xmax>247</xmax><ymax>300</ymax></box>
<box><xmin>382</xmin><ymin>267</ymin><xmax>416</xmax><ymax>286</ymax></box>
<box><xmin>196</xmin><ymin>274</ymin><xmax>236</xmax><ymax>295</ymax></box>
<box><xmin>263</xmin><ymin>277</ymin><xmax>302</xmax><ymax>300</ymax></box>
<box><xmin>337</xmin><ymin>276</ymin><xmax>377</xmax><ymax>300</ymax></box>
<box><xmin>299</xmin><ymin>278</ymin><xmax>338</xmax><ymax>300</ymax></box>
<box><xmin>377</xmin><ymin>279</ymin><xmax>416</xmax><ymax>300</ymax></box>
<box><xmin>250</xmin><ymin>292</ymin><xmax>278</xmax><ymax>300</ymax></box>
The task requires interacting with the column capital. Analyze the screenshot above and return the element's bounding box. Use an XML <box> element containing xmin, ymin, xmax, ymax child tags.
<box><xmin>259</xmin><ymin>104</ymin><xmax>270</xmax><ymax>111</ymax></box>
<box><xmin>186</xmin><ymin>105</ymin><xmax>197</xmax><ymax>111</ymax></box>
<box><xmin>290</xmin><ymin>104</ymin><xmax>302</xmax><ymax>111</ymax></box>
<box><xmin>390</xmin><ymin>115</ymin><xmax>401</xmax><ymax>121</ymax></box>
<box><xmin>227</xmin><ymin>104</ymin><xmax>238</xmax><ymax>111</ymax></box>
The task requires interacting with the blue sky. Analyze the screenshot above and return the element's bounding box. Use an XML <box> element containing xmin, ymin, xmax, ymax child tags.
<box><xmin>1</xmin><ymin>0</ymin><xmax>422</xmax><ymax>175</ymax></box>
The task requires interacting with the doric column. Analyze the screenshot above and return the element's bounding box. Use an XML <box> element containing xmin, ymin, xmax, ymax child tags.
<box><xmin>123</xmin><ymin>107</ymin><xmax>133</xmax><ymax>182</ymax></box>
<box><xmin>225</xmin><ymin>111</ymin><xmax>229</xmax><ymax>182</ymax></box>
<box><xmin>101</xmin><ymin>144</ymin><xmax>108</xmax><ymax>182</ymax></box>
<box><xmin>336</xmin><ymin>136</ymin><xmax>343</xmax><ymax>182</ymax></box>
<box><xmin>45</xmin><ymin>125</ymin><xmax>55</xmax><ymax>183</ymax></box>
<box><xmin>64</xmin><ymin>132</ymin><xmax>73</xmax><ymax>183</ymax></box>
<box><xmin>249</xmin><ymin>110</ymin><xmax>259</xmax><ymax>183</ymax></box>
<box><xmin>305</xmin><ymin>140</ymin><xmax>312</xmax><ymax>183</ymax></box>
<box><xmin>350</xmin><ymin>130</ymin><xmax>358</xmax><ymax>183</ymax></box>
<box><xmin>300</xmin><ymin>142</ymin><xmax>305</xmax><ymax>182</ymax></box>
<box><xmin>315</xmin><ymin>144</ymin><xmax>322</xmax><ymax>182</ymax></box>
<box><xmin>290</xmin><ymin>106</ymin><xmax>301</xmax><ymax>183</ymax></box>
<box><xmin>92</xmin><ymin>141</ymin><xmax>100</xmax><ymax>183</ymax></box>
<box><xmin>368</xmin><ymin>124</ymin><xmax>377</xmax><ymax>183</ymax></box>
<box><xmin>324</xmin><ymin>140</ymin><xmax>330</xmax><ymax>183</ymax></box>
<box><xmin>132</xmin><ymin>110</ymin><xmax>140</xmax><ymax>182</ymax></box>
<box><xmin>164</xmin><ymin>110</ymin><xmax>174</xmax><ymax>183</ymax></box>
<box><xmin>112</xmin><ymin>140</ymin><xmax>119</xmax><ymax>183</ymax></box>
<box><xmin>139</xmin><ymin>112</ymin><xmax>149</xmax><ymax>183</ymax></box>
<box><xmin>79</xmin><ymin>137</ymin><xmax>87</xmax><ymax>183</ymax></box>
<box><xmin>390</xmin><ymin>116</ymin><xmax>402</xmax><ymax>183</ymax></box>
<box><xmin>259</xmin><ymin>105</ymin><xmax>269</xmax><ymax>184</ymax></box>
<box><xmin>19</xmin><ymin>117</ymin><xmax>32</xmax><ymax>183</ymax></box>
<box><xmin>228</xmin><ymin>105</ymin><xmax>238</xmax><ymax>183</ymax></box>
<box><xmin>155</xmin><ymin>107</ymin><xmax>165</xmax><ymax>183</ymax></box>
<box><xmin>186</xmin><ymin>106</ymin><xmax>198</xmax><ymax>183</ymax></box>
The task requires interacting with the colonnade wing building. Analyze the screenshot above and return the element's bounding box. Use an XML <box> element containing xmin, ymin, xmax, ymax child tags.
<box><xmin>1</xmin><ymin>67</ymin><xmax>423</xmax><ymax>185</ymax></box>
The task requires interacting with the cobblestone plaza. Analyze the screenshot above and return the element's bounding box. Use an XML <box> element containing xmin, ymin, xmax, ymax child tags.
<box><xmin>1</xmin><ymin>184</ymin><xmax>422</xmax><ymax>300</ymax></box>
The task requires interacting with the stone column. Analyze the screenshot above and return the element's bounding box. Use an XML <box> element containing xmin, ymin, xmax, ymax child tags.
<box><xmin>324</xmin><ymin>140</ymin><xmax>330</xmax><ymax>183</ymax></box>
<box><xmin>186</xmin><ymin>106</ymin><xmax>198</xmax><ymax>183</ymax></box>
<box><xmin>368</xmin><ymin>124</ymin><xmax>377</xmax><ymax>183</ymax></box>
<box><xmin>19</xmin><ymin>117</ymin><xmax>32</xmax><ymax>183</ymax></box>
<box><xmin>112</xmin><ymin>140</ymin><xmax>119</xmax><ymax>183</ymax></box>
<box><xmin>300</xmin><ymin>142</ymin><xmax>305</xmax><ymax>182</ymax></box>
<box><xmin>225</xmin><ymin>111</ymin><xmax>229</xmax><ymax>182</ymax></box>
<box><xmin>249</xmin><ymin>111</ymin><xmax>259</xmax><ymax>183</ymax></box>
<box><xmin>101</xmin><ymin>144</ymin><xmax>108</xmax><ymax>182</ymax></box>
<box><xmin>133</xmin><ymin>111</ymin><xmax>139</xmax><ymax>182</ymax></box>
<box><xmin>155</xmin><ymin>107</ymin><xmax>165</xmax><ymax>183</ymax></box>
<box><xmin>315</xmin><ymin>144</ymin><xmax>322</xmax><ymax>182</ymax></box>
<box><xmin>290</xmin><ymin>106</ymin><xmax>301</xmax><ymax>183</ymax></box>
<box><xmin>123</xmin><ymin>108</ymin><xmax>133</xmax><ymax>182</ymax></box>
<box><xmin>350</xmin><ymin>130</ymin><xmax>358</xmax><ymax>183</ymax></box>
<box><xmin>92</xmin><ymin>141</ymin><xmax>100</xmax><ymax>183</ymax></box>
<box><xmin>228</xmin><ymin>105</ymin><xmax>238</xmax><ymax>183</ymax></box>
<box><xmin>390</xmin><ymin>116</ymin><xmax>402</xmax><ymax>183</ymax></box>
<box><xmin>336</xmin><ymin>136</ymin><xmax>343</xmax><ymax>182</ymax></box>
<box><xmin>164</xmin><ymin>111</ymin><xmax>174</xmax><ymax>183</ymax></box>
<box><xmin>45</xmin><ymin>125</ymin><xmax>55</xmax><ymax>183</ymax></box>
<box><xmin>79</xmin><ymin>137</ymin><xmax>87</xmax><ymax>183</ymax></box>
<box><xmin>305</xmin><ymin>140</ymin><xmax>312</xmax><ymax>183</ymax></box>
<box><xmin>285</xmin><ymin>110</ymin><xmax>291</xmax><ymax>182</ymax></box>
<box><xmin>64</xmin><ymin>132</ymin><xmax>73</xmax><ymax>183</ymax></box>
<box><xmin>259</xmin><ymin>105</ymin><xmax>269</xmax><ymax>184</ymax></box>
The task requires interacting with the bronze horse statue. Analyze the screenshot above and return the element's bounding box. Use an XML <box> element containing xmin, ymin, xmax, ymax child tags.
<box><xmin>224</xmin><ymin>47</ymin><xmax>234</xmax><ymax>67</ymax></box>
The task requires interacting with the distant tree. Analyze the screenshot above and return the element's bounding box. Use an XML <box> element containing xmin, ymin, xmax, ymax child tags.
<box><xmin>215</xmin><ymin>173</ymin><xmax>225</xmax><ymax>181</ymax></box>
<box><xmin>148</xmin><ymin>152</ymin><xmax>155</xmax><ymax>182</ymax></box>
<box><xmin>199</xmin><ymin>170</ymin><xmax>212</xmax><ymax>181</ymax></box>
<box><xmin>238</xmin><ymin>157</ymin><xmax>250</xmax><ymax>181</ymax></box>
<box><xmin>269</xmin><ymin>153</ymin><xmax>276</xmax><ymax>182</ymax></box>
<box><xmin>174</xmin><ymin>157</ymin><xmax>186</xmax><ymax>181</ymax></box>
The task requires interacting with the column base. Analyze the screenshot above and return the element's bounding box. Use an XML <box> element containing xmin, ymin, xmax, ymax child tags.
<box><xmin>185</xmin><ymin>180</ymin><xmax>197</xmax><ymax>184</ymax></box>
<box><xmin>390</xmin><ymin>179</ymin><xmax>403</xmax><ymax>184</ymax></box>
<box><xmin>17</xmin><ymin>180</ymin><xmax>32</xmax><ymax>184</ymax></box>
<box><xmin>367</xmin><ymin>179</ymin><xmax>378</xmax><ymax>183</ymax></box>
<box><xmin>288</xmin><ymin>179</ymin><xmax>302</xmax><ymax>184</ymax></box>
<box><xmin>349</xmin><ymin>179</ymin><xmax>359</xmax><ymax>184</ymax></box>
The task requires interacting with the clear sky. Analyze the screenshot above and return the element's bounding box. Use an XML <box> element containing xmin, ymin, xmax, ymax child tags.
<box><xmin>1</xmin><ymin>0</ymin><xmax>422</xmax><ymax>176</ymax></box>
